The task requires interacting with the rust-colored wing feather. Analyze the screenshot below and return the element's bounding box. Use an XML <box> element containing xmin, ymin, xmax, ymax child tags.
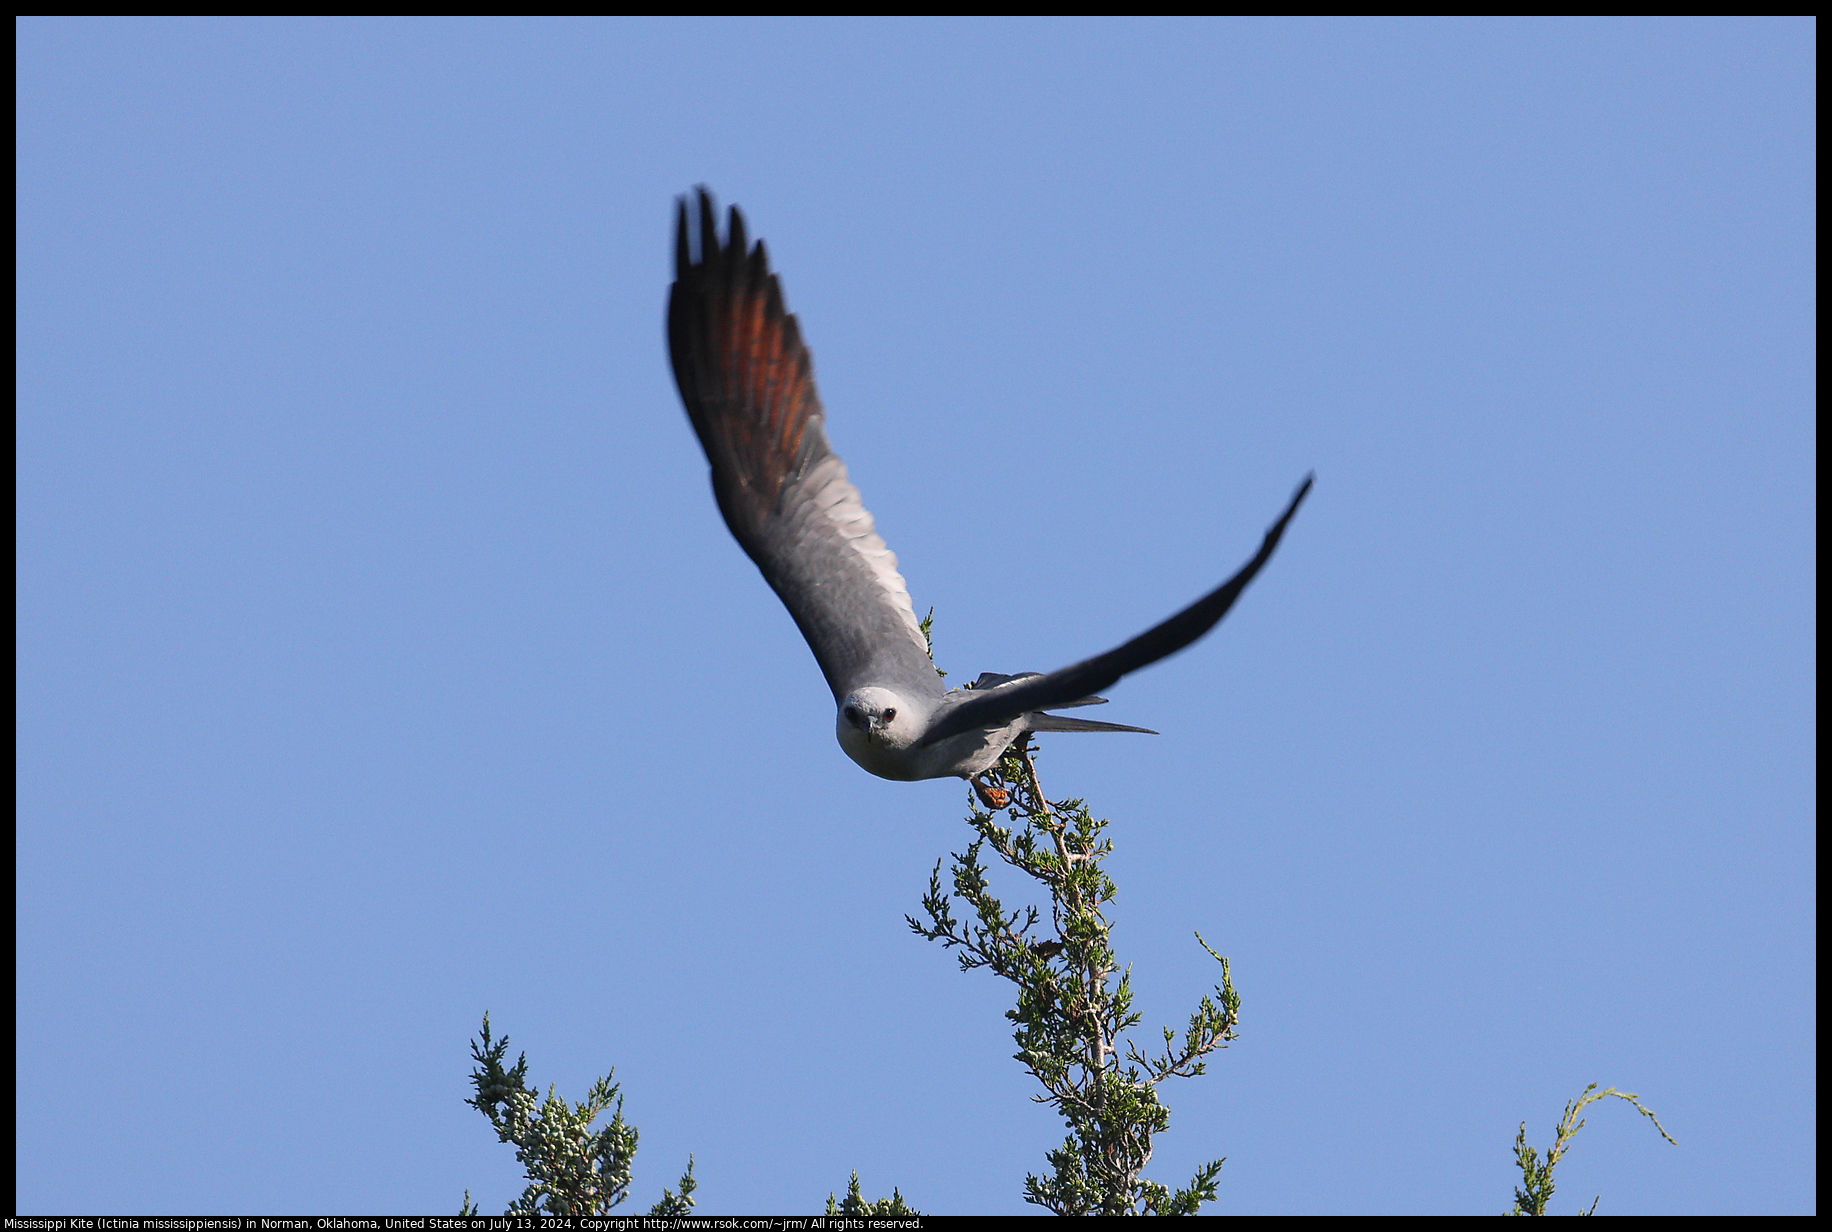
<box><xmin>667</xmin><ymin>189</ymin><xmax>941</xmax><ymax>703</ymax></box>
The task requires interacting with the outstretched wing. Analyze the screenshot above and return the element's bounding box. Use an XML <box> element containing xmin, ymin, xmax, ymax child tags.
<box><xmin>667</xmin><ymin>189</ymin><xmax>942</xmax><ymax>703</ymax></box>
<box><xmin>918</xmin><ymin>475</ymin><xmax>1313</xmax><ymax>747</ymax></box>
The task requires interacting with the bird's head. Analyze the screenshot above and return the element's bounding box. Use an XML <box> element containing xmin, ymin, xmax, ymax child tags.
<box><xmin>837</xmin><ymin>687</ymin><xmax>917</xmax><ymax>751</ymax></box>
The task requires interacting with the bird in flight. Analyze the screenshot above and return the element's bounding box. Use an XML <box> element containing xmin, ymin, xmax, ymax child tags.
<box><xmin>667</xmin><ymin>189</ymin><xmax>1311</xmax><ymax>804</ymax></box>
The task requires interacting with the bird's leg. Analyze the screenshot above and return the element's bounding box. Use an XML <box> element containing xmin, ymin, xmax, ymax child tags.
<box><xmin>971</xmin><ymin>774</ymin><xmax>1010</xmax><ymax>811</ymax></box>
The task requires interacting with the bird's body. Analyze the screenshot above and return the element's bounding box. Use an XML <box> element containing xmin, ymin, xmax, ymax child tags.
<box><xmin>833</xmin><ymin>676</ymin><xmax>1118</xmax><ymax>782</ymax></box>
<box><xmin>666</xmin><ymin>189</ymin><xmax>1310</xmax><ymax>792</ymax></box>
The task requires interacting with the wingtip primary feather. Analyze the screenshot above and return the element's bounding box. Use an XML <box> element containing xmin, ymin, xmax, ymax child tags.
<box><xmin>727</xmin><ymin>203</ymin><xmax>747</xmax><ymax>263</ymax></box>
<box><xmin>697</xmin><ymin>187</ymin><xmax>719</xmax><ymax>273</ymax></box>
<box><xmin>1262</xmin><ymin>472</ymin><xmax>1314</xmax><ymax>551</ymax></box>
<box><xmin>747</xmin><ymin>236</ymin><xmax>770</xmax><ymax>294</ymax></box>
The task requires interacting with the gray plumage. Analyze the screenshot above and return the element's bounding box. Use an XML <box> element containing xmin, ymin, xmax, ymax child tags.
<box><xmin>666</xmin><ymin>188</ymin><xmax>1311</xmax><ymax>786</ymax></box>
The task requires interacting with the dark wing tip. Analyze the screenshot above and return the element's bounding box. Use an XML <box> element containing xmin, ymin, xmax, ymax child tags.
<box><xmin>916</xmin><ymin>473</ymin><xmax>1315</xmax><ymax>748</ymax></box>
<box><xmin>1263</xmin><ymin>472</ymin><xmax>1314</xmax><ymax>550</ymax></box>
<box><xmin>673</xmin><ymin>187</ymin><xmax>767</xmax><ymax>281</ymax></box>
<box><xmin>697</xmin><ymin>186</ymin><xmax>719</xmax><ymax>275</ymax></box>
<box><xmin>727</xmin><ymin>202</ymin><xmax>747</xmax><ymax>262</ymax></box>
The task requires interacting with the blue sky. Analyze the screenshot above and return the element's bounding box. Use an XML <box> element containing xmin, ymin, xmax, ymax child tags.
<box><xmin>16</xmin><ymin>17</ymin><xmax>1814</xmax><ymax>1215</ymax></box>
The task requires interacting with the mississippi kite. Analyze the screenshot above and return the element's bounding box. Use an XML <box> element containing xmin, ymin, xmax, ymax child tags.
<box><xmin>667</xmin><ymin>189</ymin><xmax>1311</xmax><ymax>797</ymax></box>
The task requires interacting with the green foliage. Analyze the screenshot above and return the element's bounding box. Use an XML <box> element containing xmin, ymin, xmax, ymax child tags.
<box><xmin>461</xmin><ymin>1014</ymin><xmax>695</xmax><ymax>1216</ymax></box>
<box><xmin>909</xmin><ymin>735</ymin><xmax>1237</xmax><ymax>1214</ymax></box>
<box><xmin>1506</xmin><ymin>1083</ymin><xmax>1677</xmax><ymax>1216</ymax></box>
<box><xmin>825</xmin><ymin>1170</ymin><xmax>920</xmax><ymax>1215</ymax></box>
<box><xmin>650</xmin><ymin>1156</ymin><xmax>700</xmax><ymax>1216</ymax></box>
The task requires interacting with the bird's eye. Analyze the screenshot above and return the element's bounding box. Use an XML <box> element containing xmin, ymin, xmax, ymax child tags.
<box><xmin>844</xmin><ymin>706</ymin><xmax>860</xmax><ymax>723</ymax></box>
<box><xmin>883</xmin><ymin>708</ymin><xmax>896</xmax><ymax>722</ymax></box>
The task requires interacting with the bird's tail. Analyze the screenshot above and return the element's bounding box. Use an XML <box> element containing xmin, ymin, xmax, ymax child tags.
<box><xmin>1028</xmin><ymin>712</ymin><xmax>1158</xmax><ymax>735</ymax></box>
